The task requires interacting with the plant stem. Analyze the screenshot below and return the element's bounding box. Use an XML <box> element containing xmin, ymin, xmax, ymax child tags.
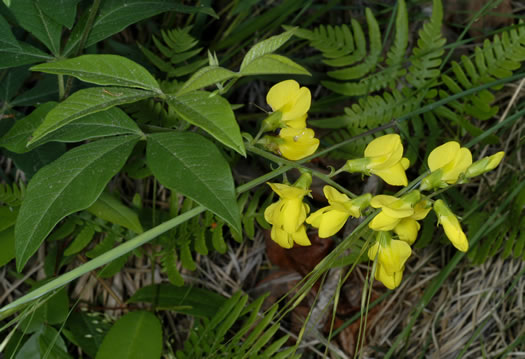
<box><xmin>63</xmin><ymin>0</ymin><xmax>102</xmax><ymax>97</ymax></box>
<box><xmin>58</xmin><ymin>74</ymin><xmax>65</xmax><ymax>100</ymax></box>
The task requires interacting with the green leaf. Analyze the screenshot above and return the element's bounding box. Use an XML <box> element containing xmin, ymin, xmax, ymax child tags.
<box><xmin>95</xmin><ymin>311</ymin><xmax>162</xmax><ymax>359</ymax></box>
<box><xmin>66</xmin><ymin>312</ymin><xmax>111</xmax><ymax>358</ymax></box>
<box><xmin>38</xmin><ymin>325</ymin><xmax>71</xmax><ymax>359</ymax></box>
<box><xmin>15</xmin><ymin>330</ymin><xmax>41</xmax><ymax>359</ymax></box>
<box><xmin>29</xmin><ymin>107</ymin><xmax>144</xmax><ymax>148</ymax></box>
<box><xmin>11</xmin><ymin>75</ymin><xmax>59</xmax><ymax>106</ymax></box>
<box><xmin>63</xmin><ymin>224</ymin><xmax>95</xmax><ymax>256</ymax></box>
<box><xmin>9</xmin><ymin>142</ymin><xmax>66</xmax><ymax>179</ymax></box>
<box><xmin>0</xmin><ymin>206</ymin><xmax>18</xmax><ymax>232</ymax></box>
<box><xmin>28</xmin><ymin>87</ymin><xmax>155</xmax><ymax>145</ymax></box>
<box><xmin>36</xmin><ymin>0</ymin><xmax>80</xmax><ymax>29</ymax></box>
<box><xmin>240</xmin><ymin>28</ymin><xmax>296</xmax><ymax>71</ymax></box>
<box><xmin>73</xmin><ymin>0</ymin><xmax>216</xmax><ymax>51</ymax></box>
<box><xmin>98</xmin><ymin>253</ymin><xmax>129</xmax><ymax>278</ymax></box>
<box><xmin>239</xmin><ymin>54</ymin><xmax>310</xmax><ymax>76</ymax></box>
<box><xmin>87</xmin><ymin>192</ymin><xmax>143</xmax><ymax>234</ymax></box>
<box><xmin>146</xmin><ymin>132</ymin><xmax>241</xmax><ymax>232</ymax></box>
<box><xmin>177</xmin><ymin>66</ymin><xmax>238</xmax><ymax>95</ymax></box>
<box><xmin>128</xmin><ymin>284</ymin><xmax>227</xmax><ymax>318</ymax></box>
<box><xmin>19</xmin><ymin>287</ymin><xmax>69</xmax><ymax>333</ymax></box>
<box><xmin>32</xmin><ymin>55</ymin><xmax>161</xmax><ymax>93</ymax></box>
<box><xmin>15</xmin><ymin>135</ymin><xmax>140</xmax><ymax>271</ymax></box>
<box><xmin>0</xmin><ymin>67</ymin><xmax>29</xmax><ymax>103</ymax></box>
<box><xmin>0</xmin><ymin>14</ymin><xmax>52</xmax><ymax>69</ymax></box>
<box><xmin>166</xmin><ymin>92</ymin><xmax>245</xmax><ymax>155</ymax></box>
<box><xmin>0</xmin><ymin>227</ymin><xmax>15</xmax><ymax>267</ymax></box>
<box><xmin>0</xmin><ymin>102</ymin><xmax>57</xmax><ymax>153</ymax></box>
<box><xmin>9</xmin><ymin>0</ymin><xmax>62</xmax><ymax>55</ymax></box>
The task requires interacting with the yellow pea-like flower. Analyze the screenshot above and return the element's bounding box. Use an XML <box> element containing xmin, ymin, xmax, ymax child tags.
<box><xmin>368</xmin><ymin>234</ymin><xmax>412</xmax><ymax>274</ymax></box>
<box><xmin>393</xmin><ymin>199</ymin><xmax>432</xmax><ymax>244</ymax></box>
<box><xmin>375</xmin><ymin>263</ymin><xmax>403</xmax><ymax>290</ymax></box>
<box><xmin>421</xmin><ymin>141</ymin><xmax>472</xmax><ymax>190</ymax></box>
<box><xmin>368</xmin><ymin>231</ymin><xmax>411</xmax><ymax>289</ymax></box>
<box><xmin>277</xmin><ymin>128</ymin><xmax>320</xmax><ymax>160</ymax></box>
<box><xmin>368</xmin><ymin>191</ymin><xmax>420</xmax><ymax>231</ymax></box>
<box><xmin>306</xmin><ymin>186</ymin><xmax>371</xmax><ymax>238</ymax></box>
<box><xmin>266</xmin><ymin>80</ymin><xmax>311</xmax><ymax>129</ymax></box>
<box><xmin>344</xmin><ymin>134</ymin><xmax>410</xmax><ymax>186</ymax></box>
<box><xmin>264</xmin><ymin>173</ymin><xmax>312</xmax><ymax>248</ymax></box>
<box><xmin>433</xmin><ymin>199</ymin><xmax>468</xmax><ymax>252</ymax></box>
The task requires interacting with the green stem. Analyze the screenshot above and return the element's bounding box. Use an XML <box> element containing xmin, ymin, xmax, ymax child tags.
<box><xmin>63</xmin><ymin>0</ymin><xmax>102</xmax><ymax>97</ymax></box>
<box><xmin>246</xmin><ymin>143</ymin><xmax>357</xmax><ymax>198</ymax></box>
<box><xmin>0</xmin><ymin>206</ymin><xmax>205</xmax><ymax>319</ymax></box>
<box><xmin>57</xmin><ymin>74</ymin><xmax>65</xmax><ymax>100</ymax></box>
<box><xmin>0</xmin><ymin>162</ymin><xmax>299</xmax><ymax>319</ymax></box>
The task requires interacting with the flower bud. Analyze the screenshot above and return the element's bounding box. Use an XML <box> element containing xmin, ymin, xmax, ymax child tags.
<box><xmin>465</xmin><ymin>151</ymin><xmax>504</xmax><ymax>178</ymax></box>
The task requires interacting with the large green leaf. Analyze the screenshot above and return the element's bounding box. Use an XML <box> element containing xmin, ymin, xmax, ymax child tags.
<box><xmin>32</xmin><ymin>55</ymin><xmax>161</xmax><ymax>93</ymax></box>
<box><xmin>0</xmin><ymin>14</ymin><xmax>52</xmax><ymax>69</ymax></box>
<box><xmin>0</xmin><ymin>206</ymin><xmax>18</xmax><ymax>232</ymax></box>
<box><xmin>29</xmin><ymin>107</ymin><xmax>144</xmax><ymax>148</ymax></box>
<box><xmin>10</xmin><ymin>75</ymin><xmax>59</xmax><ymax>106</ymax></box>
<box><xmin>66</xmin><ymin>312</ymin><xmax>111</xmax><ymax>358</ymax></box>
<box><xmin>128</xmin><ymin>284</ymin><xmax>226</xmax><ymax>318</ymax></box>
<box><xmin>15</xmin><ymin>135</ymin><xmax>140</xmax><ymax>270</ymax></box>
<box><xmin>0</xmin><ymin>67</ymin><xmax>29</xmax><ymax>103</ymax></box>
<box><xmin>87</xmin><ymin>192</ymin><xmax>143</xmax><ymax>234</ymax></box>
<box><xmin>63</xmin><ymin>0</ymin><xmax>217</xmax><ymax>54</ymax></box>
<box><xmin>95</xmin><ymin>311</ymin><xmax>162</xmax><ymax>359</ymax></box>
<box><xmin>19</xmin><ymin>286</ymin><xmax>69</xmax><ymax>333</ymax></box>
<box><xmin>239</xmin><ymin>54</ymin><xmax>310</xmax><ymax>76</ymax></box>
<box><xmin>36</xmin><ymin>0</ymin><xmax>80</xmax><ymax>29</ymax></box>
<box><xmin>239</xmin><ymin>28</ymin><xmax>296</xmax><ymax>71</ymax></box>
<box><xmin>8</xmin><ymin>0</ymin><xmax>62</xmax><ymax>55</ymax></box>
<box><xmin>166</xmin><ymin>92</ymin><xmax>245</xmax><ymax>155</ymax></box>
<box><xmin>177</xmin><ymin>66</ymin><xmax>238</xmax><ymax>95</ymax></box>
<box><xmin>0</xmin><ymin>227</ymin><xmax>15</xmax><ymax>267</ymax></box>
<box><xmin>0</xmin><ymin>102</ymin><xmax>57</xmax><ymax>153</ymax></box>
<box><xmin>28</xmin><ymin>87</ymin><xmax>155</xmax><ymax>145</ymax></box>
<box><xmin>146</xmin><ymin>132</ymin><xmax>241</xmax><ymax>232</ymax></box>
<box><xmin>38</xmin><ymin>326</ymin><xmax>72</xmax><ymax>359</ymax></box>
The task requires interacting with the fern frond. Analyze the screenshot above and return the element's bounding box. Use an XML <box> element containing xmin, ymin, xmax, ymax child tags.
<box><xmin>0</xmin><ymin>182</ymin><xmax>25</xmax><ymax>206</ymax></box>
<box><xmin>176</xmin><ymin>292</ymin><xmax>290</xmax><ymax>359</ymax></box>
<box><xmin>436</xmin><ymin>23</ymin><xmax>525</xmax><ymax>123</ymax></box>
<box><xmin>291</xmin><ymin>23</ymin><xmax>361</xmax><ymax>63</ymax></box>
<box><xmin>406</xmin><ymin>0</ymin><xmax>445</xmax><ymax>90</ymax></box>
<box><xmin>326</xmin><ymin>8</ymin><xmax>382</xmax><ymax>81</ymax></box>
<box><xmin>140</xmin><ymin>26</ymin><xmax>207</xmax><ymax>78</ymax></box>
<box><xmin>344</xmin><ymin>89</ymin><xmax>421</xmax><ymax>128</ymax></box>
<box><xmin>160</xmin><ymin>243</ymin><xmax>184</xmax><ymax>286</ymax></box>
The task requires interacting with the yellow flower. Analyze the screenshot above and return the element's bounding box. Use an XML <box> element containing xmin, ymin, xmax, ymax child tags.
<box><xmin>368</xmin><ymin>191</ymin><xmax>420</xmax><ymax>231</ymax></box>
<box><xmin>433</xmin><ymin>199</ymin><xmax>468</xmax><ymax>252</ymax></box>
<box><xmin>368</xmin><ymin>233</ymin><xmax>412</xmax><ymax>274</ymax></box>
<box><xmin>368</xmin><ymin>231</ymin><xmax>411</xmax><ymax>289</ymax></box>
<box><xmin>393</xmin><ymin>199</ymin><xmax>432</xmax><ymax>245</ymax></box>
<box><xmin>375</xmin><ymin>263</ymin><xmax>403</xmax><ymax>290</ymax></box>
<box><xmin>264</xmin><ymin>174</ymin><xmax>312</xmax><ymax>248</ymax></box>
<box><xmin>306</xmin><ymin>186</ymin><xmax>371</xmax><ymax>238</ymax></box>
<box><xmin>421</xmin><ymin>141</ymin><xmax>472</xmax><ymax>190</ymax></box>
<box><xmin>277</xmin><ymin>128</ymin><xmax>319</xmax><ymax>160</ymax></box>
<box><xmin>344</xmin><ymin>134</ymin><xmax>410</xmax><ymax>186</ymax></box>
<box><xmin>266</xmin><ymin>80</ymin><xmax>311</xmax><ymax>129</ymax></box>
<box><xmin>466</xmin><ymin>151</ymin><xmax>504</xmax><ymax>178</ymax></box>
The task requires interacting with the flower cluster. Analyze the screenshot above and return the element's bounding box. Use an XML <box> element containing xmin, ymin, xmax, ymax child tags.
<box><xmin>264</xmin><ymin>132</ymin><xmax>504</xmax><ymax>290</ymax></box>
<box><xmin>260</xmin><ymin>80</ymin><xmax>319</xmax><ymax>160</ymax></box>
